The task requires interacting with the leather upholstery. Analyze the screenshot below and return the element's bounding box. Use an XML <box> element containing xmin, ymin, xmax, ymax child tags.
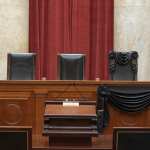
<box><xmin>7</xmin><ymin>53</ymin><xmax>36</xmax><ymax>80</ymax></box>
<box><xmin>58</xmin><ymin>54</ymin><xmax>85</xmax><ymax>80</ymax></box>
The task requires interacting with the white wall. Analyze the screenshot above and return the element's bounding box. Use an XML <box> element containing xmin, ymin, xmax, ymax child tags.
<box><xmin>114</xmin><ymin>0</ymin><xmax>150</xmax><ymax>80</ymax></box>
<box><xmin>0</xmin><ymin>0</ymin><xmax>28</xmax><ymax>79</ymax></box>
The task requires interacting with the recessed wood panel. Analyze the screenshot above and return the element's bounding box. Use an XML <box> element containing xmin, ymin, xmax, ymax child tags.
<box><xmin>0</xmin><ymin>126</ymin><xmax>32</xmax><ymax>150</ymax></box>
<box><xmin>0</xmin><ymin>98</ymin><xmax>33</xmax><ymax>126</ymax></box>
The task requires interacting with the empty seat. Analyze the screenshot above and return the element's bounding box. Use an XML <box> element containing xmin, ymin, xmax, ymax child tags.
<box><xmin>108</xmin><ymin>51</ymin><xmax>138</xmax><ymax>80</ymax></box>
<box><xmin>7</xmin><ymin>53</ymin><xmax>36</xmax><ymax>80</ymax></box>
<box><xmin>58</xmin><ymin>53</ymin><xmax>85</xmax><ymax>80</ymax></box>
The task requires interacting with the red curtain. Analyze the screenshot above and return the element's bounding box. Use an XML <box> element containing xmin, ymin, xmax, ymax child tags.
<box><xmin>29</xmin><ymin>0</ymin><xmax>114</xmax><ymax>80</ymax></box>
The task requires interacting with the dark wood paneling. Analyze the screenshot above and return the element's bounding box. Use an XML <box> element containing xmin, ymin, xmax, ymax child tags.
<box><xmin>0</xmin><ymin>80</ymin><xmax>149</xmax><ymax>149</ymax></box>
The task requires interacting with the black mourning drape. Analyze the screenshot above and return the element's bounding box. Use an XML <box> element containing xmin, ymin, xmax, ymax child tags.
<box><xmin>97</xmin><ymin>86</ymin><xmax>150</xmax><ymax>130</ymax></box>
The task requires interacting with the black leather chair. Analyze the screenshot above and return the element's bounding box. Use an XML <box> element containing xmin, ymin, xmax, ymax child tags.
<box><xmin>58</xmin><ymin>54</ymin><xmax>85</xmax><ymax>80</ymax></box>
<box><xmin>7</xmin><ymin>53</ymin><xmax>36</xmax><ymax>80</ymax></box>
<box><xmin>0</xmin><ymin>126</ymin><xmax>32</xmax><ymax>150</ymax></box>
<box><xmin>108</xmin><ymin>51</ymin><xmax>138</xmax><ymax>80</ymax></box>
<box><xmin>113</xmin><ymin>127</ymin><xmax>150</xmax><ymax>150</ymax></box>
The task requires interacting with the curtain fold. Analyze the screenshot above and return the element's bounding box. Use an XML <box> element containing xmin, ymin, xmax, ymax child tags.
<box><xmin>29</xmin><ymin>0</ymin><xmax>114</xmax><ymax>80</ymax></box>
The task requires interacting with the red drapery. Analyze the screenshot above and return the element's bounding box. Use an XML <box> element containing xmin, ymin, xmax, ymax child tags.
<box><xmin>29</xmin><ymin>0</ymin><xmax>114</xmax><ymax>80</ymax></box>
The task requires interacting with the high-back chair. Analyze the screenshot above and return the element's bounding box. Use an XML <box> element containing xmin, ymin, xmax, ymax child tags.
<box><xmin>58</xmin><ymin>53</ymin><xmax>85</xmax><ymax>80</ymax></box>
<box><xmin>7</xmin><ymin>53</ymin><xmax>36</xmax><ymax>80</ymax></box>
<box><xmin>109</xmin><ymin>51</ymin><xmax>138</xmax><ymax>80</ymax></box>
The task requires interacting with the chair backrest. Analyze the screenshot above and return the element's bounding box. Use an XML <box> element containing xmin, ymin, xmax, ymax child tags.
<box><xmin>7</xmin><ymin>53</ymin><xmax>36</xmax><ymax>80</ymax></box>
<box><xmin>113</xmin><ymin>127</ymin><xmax>150</xmax><ymax>150</ymax></box>
<box><xmin>109</xmin><ymin>51</ymin><xmax>138</xmax><ymax>80</ymax></box>
<box><xmin>58</xmin><ymin>53</ymin><xmax>85</xmax><ymax>80</ymax></box>
<box><xmin>0</xmin><ymin>126</ymin><xmax>32</xmax><ymax>150</ymax></box>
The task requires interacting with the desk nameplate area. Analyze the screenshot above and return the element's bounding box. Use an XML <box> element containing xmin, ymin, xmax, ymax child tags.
<box><xmin>43</xmin><ymin>101</ymin><xmax>99</xmax><ymax>146</ymax></box>
<box><xmin>62</xmin><ymin>101</ymin><xmax>79</xmax><ymax>107</ymax></box>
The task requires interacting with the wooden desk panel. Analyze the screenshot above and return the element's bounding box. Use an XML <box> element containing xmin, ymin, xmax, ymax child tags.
<box><xmin>0</xmin><ymin>80</ymin><xmax>149</xmax><ymax>149</ymax></box>
<box><xmin>103</xmin><ymin>104</ymin><xmax>150</xmax><ymax>134</ymax></box>
<box><xmin>45</xmin><ymin>104</ymin><xmax>96</xmax><ymax>117</ymax></box>
<box><xmin>0</xmin><ymin>92</ymin><xmax>33</xmax><ymax>127</ymax></box>
<box><xmin>0</xmin><ymin>126</ymin><xmax>32</xmax><ymax>150</ymax></box>
<box><xmin>0</xmin><ymin>80</ymin><xmax>100</xmax><ymax>148</ymax></box>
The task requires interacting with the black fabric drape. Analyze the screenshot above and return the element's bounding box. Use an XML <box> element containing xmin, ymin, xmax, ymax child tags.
<box><xmin>97</xmin><ymin>86</ymin><xmax>150</xmax><ymax>130</ymax></box>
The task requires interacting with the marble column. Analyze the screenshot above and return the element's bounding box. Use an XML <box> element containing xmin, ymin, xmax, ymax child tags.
<box><xmin>0</xmin><ymin>0</ymin><xmax>28</xmax><ymax>79</ymax></box>
<box><xmin>114</xmin><ymin>0</ymin><xmax>150</xmax><ymax>80</ymax></box>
